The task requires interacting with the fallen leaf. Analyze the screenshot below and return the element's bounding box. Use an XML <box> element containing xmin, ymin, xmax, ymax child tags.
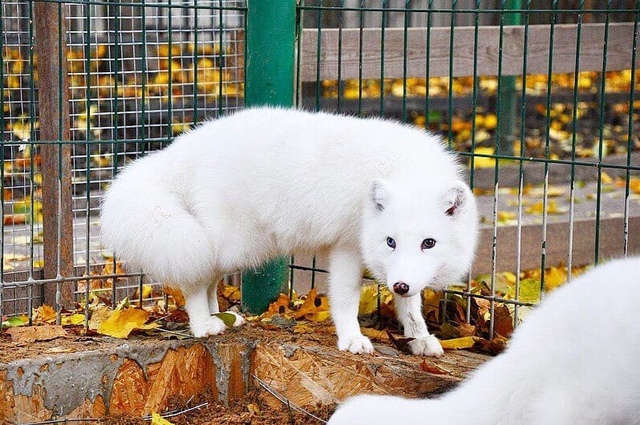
<box><xmin>33</xmin><ymin>305</ymin><xmax>57</xmax><ymax>324</ymax></box>
<box><xmin>419</xmin><ymin>360</ymin><xmax>451</xmax><ymax>375</ymax></box>
<box><xmin>358</xmin><ymin>284</ymin><xmax>380</xmax><ymax>315</ymax></box>
<box><xmin>473</xmin><ymin>335</ymin><xmax>508</xmax><ymax>355</ymax></box>
<box><xmin>600</xmin><ymin>171</ymin><xmax>614</xmax><ymax>184</ymax></box>
<box><xmin>164</xmin><ymin>286</ymin><xmax>186</xmax><ymax>307</ymax></box>
<box><xmin>293</xmin><ymin>288</ymin><xmax>330</xmax><ymax>321</ymax></box>
<box><xmin>493</xmin><ymin>304</ymin><xmax>514</xmax><ymax>338</ymax></box>
<box><xmin>6</xmin><ymin>325</ymin><xmax>67</xmax><ymax>343</ymax></box>
<box><xmin>440</xmin><ymin>336</ymin><xmax>479</xmax><ymax>350</ymax></box>
<box><xmin>246</xmin><ymin>403</ymin><xmax>261</xmax><ymax>415</ymax></box>
<box><xmin>361</xmin><ymin>327</ymin><xmax>390</xmax><ymax>342</ymax></box>
<box><xmin>544</xmin><ymin>266</ymin><xmax>568</xmax><ymax>291</ymax></box>
<box><xmin>212</xmin><ymin>312</ymin><xmax>238</xmax><ymax>327</ymax></box>
<box><xmin>61</xmin><ymin>313</ymin><xmax>86</xmax><ymax>326</ymax></box>
<box><xmin>2</xmin><ymin>316</ymin><xmax>27</xmax><ymax>328</ymax></box>
<box><xmin>497</xmin><ymin>210</ymin><xmax>517</xmax><ymax>225</ymax></box>
<box><xmin>525</xmin><ymin>199</ymin><xmax>567</xmax><ymax>215</ymax></box>
<box><xmin>220</xmin><ymin>284</ymin><xmax>241</xmax><ymax>302</ymax></box>
<box><xmin>151</xmin><ymin>411</ymin><xmax>174</xmax><ymax>425</ymax></box>
<box><xmin>386</xmin><ymin>330</ymin><xmax>414</xmax><ymax>351</ymax></box>
<box><xmin>473</xmin><ymin>147</ymin><xmax>496</xmax><ymax>168</ymax></box>
<box><xmin>97</xmin><ymin>307</ymin><xmax>159</xmax><ymax>338</ymax></box>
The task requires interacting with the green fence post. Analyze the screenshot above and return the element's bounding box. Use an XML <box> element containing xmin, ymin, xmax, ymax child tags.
<box><xmin>241</xmin><ymin>0</ymin><xmax>297</xmax><ymax>315</ymax></box>
<box><xmin>498</xmin><ymin>0</ymin><xmax>522</xmax><ymax>156</ymax></box>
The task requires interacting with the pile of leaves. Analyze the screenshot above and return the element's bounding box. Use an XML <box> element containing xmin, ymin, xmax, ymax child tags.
<box><xmin>2</xmin><ymin>257</ymin><xmax>586</xmax><ymax>355</ymax></box>
<box><xmin>320</xmin><ymin>71</ymin><xmax>640</xmax><ymax>161</ymax></box>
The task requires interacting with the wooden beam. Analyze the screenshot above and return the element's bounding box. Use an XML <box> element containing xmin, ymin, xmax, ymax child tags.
<box><xmin>300</xmin><ymin>22</ymin><xmax>638</xmax><ymax>81</ymax></box>
<box><xmin>33</xmin><ymin>2</ymin><xmax>75</xmax><ymax>310</ymax></box>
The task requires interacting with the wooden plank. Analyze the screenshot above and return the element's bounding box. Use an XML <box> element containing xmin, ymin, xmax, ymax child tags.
<box><xmin>300</xmin><ymin>22</ymin><xmax>638</xmax><ymax>81</ymax></box>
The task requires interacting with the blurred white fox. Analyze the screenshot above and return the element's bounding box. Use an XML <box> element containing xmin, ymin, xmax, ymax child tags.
<box><xmin>329</xmin><ymin>257</ymin><xmax>640</xmax><ymax>424</ymax></box>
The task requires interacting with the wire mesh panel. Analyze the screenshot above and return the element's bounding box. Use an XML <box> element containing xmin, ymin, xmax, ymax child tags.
<box><xmin>1</xmin><ymin>0</ymin><xmax>246</xmax><ymax>319</ymax></box>
<box><xmin>295</xmin><ymin>0</ymin><xmax>640</xmax><ymax>340</ymax></box>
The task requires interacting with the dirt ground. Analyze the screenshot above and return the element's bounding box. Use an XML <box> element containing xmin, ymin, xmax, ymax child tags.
<box><xmin>100</xmin><ymin>389</ymin><xmax>336</xmax><ymax>425</ymax></box>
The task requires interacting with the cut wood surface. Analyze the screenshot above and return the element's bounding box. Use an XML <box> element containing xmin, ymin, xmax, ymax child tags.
<box><xmin>0</xmin><ymin>323</ymin><xmax>489</xmax><ymax>422</ymax></box>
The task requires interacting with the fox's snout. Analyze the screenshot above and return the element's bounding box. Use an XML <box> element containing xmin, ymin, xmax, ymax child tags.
<box><xmin>392</xmin><ymin>281</ymin><xmax>410</xmax><ymax>295</ymax></box>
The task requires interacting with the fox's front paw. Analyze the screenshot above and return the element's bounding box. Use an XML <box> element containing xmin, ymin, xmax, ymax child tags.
<box><xmin>338</xmin><ymin>334</ymin><xmax>374</xmax><ymax>354</ymax></box>
<box><xmin>408</xmin><ymin>335</ymin><xmax>444</xmax><ymax>357</ymax></box>
<box><xmin>190</xmin><ymin>316</ymin><xmax>227</xmax><ymax>338</ymax></box>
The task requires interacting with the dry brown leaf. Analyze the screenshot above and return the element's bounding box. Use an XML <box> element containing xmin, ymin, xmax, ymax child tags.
<box><xmin>419</xmin><ymin>360</ymin><xmax>451</xmax><ymax>375</ymax></box>
<box><xmin>293</xmin><ymin>288</ymin><xmax>330</xmax><ymax>321</ymax></box>
<box><xmin>262</xmin><ymin>294</ymin><xmax>293</xmax><ymax>319</ymax></box>
<box><xmin>33</xmin><ymin>305</ymin><xmax>57</xmax><ymax>324</ymax></box>
<box><xmin>164</xmin><ymin>286</ymin><xmax>186</xmax><ymax>307</ymax></box>
<box><xmin>6</xmin><ymin>325</ymin><xmax>67</xmax><ymax>343</ymax></box>
<box><xmin>361</xmin><ymin>327</ymin><xmax>390</xmax><ymax>342</ymax></box>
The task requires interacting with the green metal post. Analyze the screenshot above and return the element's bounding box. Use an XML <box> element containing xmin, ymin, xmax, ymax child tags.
<box><xmin>241</xmin><ymin>0</ymin><xmax>296</xmax><ymax>314</ymax></box>
<box><xmin>498</xmin><ymin>0</ymin><xmax>522</xmax><ymax>155</ymax></box>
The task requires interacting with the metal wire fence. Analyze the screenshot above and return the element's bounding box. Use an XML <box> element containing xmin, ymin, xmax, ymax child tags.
<box><xmin>2</xmin><ymin>0</ymin><xmax>640</xmax><ymax>341</ymax></box>
<box><xmin>2</xmin><ymin>0</ymin><xmax>246</xmax><ymax>318</ymax></box>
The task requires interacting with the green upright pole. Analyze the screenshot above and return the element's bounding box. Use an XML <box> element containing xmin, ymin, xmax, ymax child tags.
<box><xmin>498</xmin><ymin>0</ymin><xmax>522</xmax><ymax>156</ymax></box>
<box><xmin>241</xmin><ymin>0</ymin><xmax>296</xmax><ymax>315</ymax></box>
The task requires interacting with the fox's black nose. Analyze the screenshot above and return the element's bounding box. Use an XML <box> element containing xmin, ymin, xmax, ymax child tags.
<box><xmin>393</xmin><ymin>282</ymin><xmax>410</xmax><ymax>295</ymax></box>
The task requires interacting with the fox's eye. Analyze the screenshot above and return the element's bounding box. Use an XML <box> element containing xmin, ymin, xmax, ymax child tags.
<box><xmin>421</xmin><ymin>238</ymin><xmax>436</xmax><ymax>250</ymax></box>
<box><xmin>386</xmin><ymin>237</ymin><xmax>396</xmax><ymax>249</ymax></box>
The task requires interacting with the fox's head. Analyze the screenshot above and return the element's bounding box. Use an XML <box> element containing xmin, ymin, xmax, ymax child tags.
<box><xmin>361</xmin><ymin>177</ymin><xmax>478</xmax><ymax>297</ymax></box>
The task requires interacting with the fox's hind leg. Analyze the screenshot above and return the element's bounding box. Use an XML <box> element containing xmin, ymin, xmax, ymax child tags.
<box><xmin>207</xmin><ymin>276</ymin><xmax>222</xmax><ymax>314</ymax></box>
<box><xmin>207</xmin><ymin>277</ymin><xmax>245</xmax><ymax>327</ymax></box>
<box><xmin>185</xmin><ymin>284</ymin><xmax>227</xmax><ymax>337</ymax></box>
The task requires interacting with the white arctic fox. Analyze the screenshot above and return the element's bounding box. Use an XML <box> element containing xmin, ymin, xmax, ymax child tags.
<box><xmin>329</xmin><ymin>257</ymin><xmax>640</xmax><ymax>424</ymax></box>
<box><xmin>100</xmin><ymin>107</ymin><xmax>478</xmax><ymax>356</ymax></box>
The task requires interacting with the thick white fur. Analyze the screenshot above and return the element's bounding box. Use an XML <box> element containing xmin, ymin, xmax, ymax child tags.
<box><xmin>100</xmin><ymin>107</ymin><xmax>478</xmax><ymax>355</ymax></box>
<box><xmin>329</xmin><ymin>257</ymin><xmax>640</xmax><ymax>424</ymax></box>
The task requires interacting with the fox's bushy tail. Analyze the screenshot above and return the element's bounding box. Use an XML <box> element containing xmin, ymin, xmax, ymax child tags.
<box><xmin>100</xmin><ymin>159</ymin><xmax>214</xmax><ymax>290</ymax></box>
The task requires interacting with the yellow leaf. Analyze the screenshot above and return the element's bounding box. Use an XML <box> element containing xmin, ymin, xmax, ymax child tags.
<box><xmin>497</xmin><ymin>211</ymin><xmax>517</xmax><ymax>225</ymax></box>
<box><xmin>544</xmin><ymin>266</ymin><xmax>568</xmax><ymax>292</ymax></box>
<box><xmin>517</xmin><ymin>278</ymin><xmax>542</xmax><ymax>304</ymax></box>
<box><xmin>600</xmin><ymin>172</ymin><xmax>613</xmax><ymax>185</ymax></box>
<box><xmin>629</xmin><ymin>177</ymin><xmax>640</xmax><ymax>194</ymax></box>
<box><xmin>221</xmin><ymin>284</ymin><xmax>241</xmax><ymax>302</ymax></box>
<box><xmin>440</xmin><ymin>336</ymin><xmax>479</xmax><ymax>350</ymax></box>
<box><xmin>525</xmin><ymin>200</ymin><xmax>567</xmax><ymax>215</ymax></box>
<box><xmin>33</xmin><ymin>305</ymin><xmax>57</xmax><ymax>324</ymax></box>
<box><xmin>473</xmin><ymin>147</ymin><xmax>496</xmax><ymax>169</ymax></box>
<box><xmin>151</xmin><ymin>411</ymin><xmax>174</xmax><ymax>425</ymax></box>
<box><xmin>262</xmin><ymin>294</ymin><xmax>293</xmax><ymax>319</ymax></box>
<box><xmin>358</xmin><ymin>284</ymin><xmax>380</xmax><ymax>315</ymax></box>
<box><xmin>97</xmin><ymin>307</ymin><xmax>159</xmax><ymax>339</ymax></box>
<box><xmin>305</xmin><ymin>310</ymin><xmax>331</xmax><ymax>322</ymax></box>
<box><xmin>61</xmin><ymin>313</ymin><xmax>86</xmax><ymax>326</ymax></box>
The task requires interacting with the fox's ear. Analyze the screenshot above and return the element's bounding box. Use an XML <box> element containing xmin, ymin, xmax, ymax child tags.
<box><xmin>370</xmin><ymin>179</ymin><xmax>389</xmax><ymax>212</ymax></box>
<box><xmin>443</xmin><ymin>181</ymin><xmax>472</xmax><ymax>218</ymax></box>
